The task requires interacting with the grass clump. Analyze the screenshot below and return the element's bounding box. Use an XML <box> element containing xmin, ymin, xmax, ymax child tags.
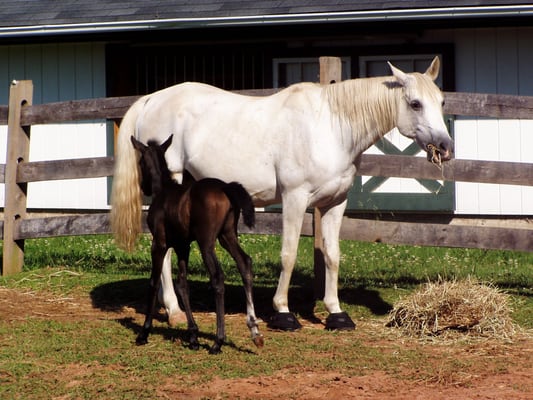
<box><xmin>386</xmin><ymin>277</ymin><xmax>518</xmax><ymax>340</ymax></box>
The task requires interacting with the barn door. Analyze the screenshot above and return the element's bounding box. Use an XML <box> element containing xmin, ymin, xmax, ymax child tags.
<box><xmin>346</xmin><ymin>55</ymin><xmax>455</xmax><ymax>212</ymax></box>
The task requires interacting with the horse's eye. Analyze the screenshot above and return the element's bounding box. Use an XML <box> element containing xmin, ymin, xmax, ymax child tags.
<box><xmin>442</xmin><ymin>100</ymin><xmax>445</xmax><ymax>107</ymax></box>
<box><xmin>410</xmin><ymin>100</ymin><xmax>422</xmax><ymax>111</ymax></box>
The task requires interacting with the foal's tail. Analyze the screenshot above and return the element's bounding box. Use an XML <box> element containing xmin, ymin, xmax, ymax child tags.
<box><xmin>110</xmin><ymin>96</ymin><xmax>148</xmax><ymax>251</ymax></box>
<box><xmin>223</xmin><ymin>182</ymin><xmax>255</xmax><ymax>229</ymax></box>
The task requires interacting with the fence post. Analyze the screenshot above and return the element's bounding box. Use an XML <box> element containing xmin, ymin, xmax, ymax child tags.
<box><xmin>2</xmin><ymin>80</ymin><xmax>33</xmax><ymax>276</ymax></box>
<box><xmin>314</xmin><ymin>57</ymin><xmax>342</xmax><ymax>299</ymax></box>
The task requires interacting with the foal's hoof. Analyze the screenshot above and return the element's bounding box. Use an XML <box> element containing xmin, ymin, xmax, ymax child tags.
<box><xmin>268</xmin><ymin>312</ymin><xmax>302</xmax><ymax>331</ymax></box>
<box><xmin>325</xmin><ymin>311</ymin><xmax>356</xmax><ymax>331</ymax></box>
<box><xmin>252</xmin><ymin>334</ymin><xmax>265</xmax><ymax>348</ymax></box>
<box><xmin>188</xmin><ymin>341</ymin><xmax>200</xmax><ymax>351</ymax></box>
<box><xmin>135</xmin><ymin>336</ymin><xmax>148</xmax><ymax>346</ymax></box>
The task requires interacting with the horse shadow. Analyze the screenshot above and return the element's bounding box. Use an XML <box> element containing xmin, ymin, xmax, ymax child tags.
<box><xmin>286</xmin><ymin>269</ymin><xmax>394</xmax><ymax>322</ymax></box>
<box><xmin>89</xmin><ymin>269</ymin><xmax>392</xmax><ymax>335</ymax></box>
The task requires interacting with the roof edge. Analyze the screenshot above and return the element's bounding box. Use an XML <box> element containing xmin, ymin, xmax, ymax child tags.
<box><xmin>2</xmin><ymin>5</ymin><xmax>533</xmax><ymax>38</ymax></box>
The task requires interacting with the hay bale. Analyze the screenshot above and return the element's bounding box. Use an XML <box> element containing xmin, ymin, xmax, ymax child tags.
<box><xmin>387</xmin><ymin>278</ymin><xmax>517</xmax><ymax>340</ymax></box>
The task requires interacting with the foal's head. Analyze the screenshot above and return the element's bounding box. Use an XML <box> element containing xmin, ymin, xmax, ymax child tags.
<box><xmin>131</xmin><ymin>134</ymin><xmax>173</xmax><ymax>196</ymax></box>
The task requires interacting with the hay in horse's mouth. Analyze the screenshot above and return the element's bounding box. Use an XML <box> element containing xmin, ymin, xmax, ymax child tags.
<box><xmin>426</xmin><ymin>144</ymin><xmax>442</xmax><ymax>168</ymax></box>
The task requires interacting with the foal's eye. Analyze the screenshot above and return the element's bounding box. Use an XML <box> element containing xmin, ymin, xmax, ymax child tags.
<box><xmin>410</xmin><ymin>100</ymin><xmax>422</xmax><ymax>111</ymax></box>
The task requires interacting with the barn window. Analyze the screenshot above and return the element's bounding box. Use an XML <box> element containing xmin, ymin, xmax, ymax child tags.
<box><xmin>272</xmin><ymin>57</ymin><xmax>351</xmax><ymax>87</ymax></box>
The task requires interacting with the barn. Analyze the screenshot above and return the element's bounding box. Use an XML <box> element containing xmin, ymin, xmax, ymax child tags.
<box><xmin>1</xmin><ymin>1</ymin><xmax>532</xmax><ymax>215</ymax></box>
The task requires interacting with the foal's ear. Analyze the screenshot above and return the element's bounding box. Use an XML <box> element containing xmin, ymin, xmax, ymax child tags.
<box><xmin>130</xmin><ymin>136</ymin><xmax>146</xmax><ymax>152</ymax></box>
<box><xmin>161</xmin><ymin>134</ymin><xmax>173</xmax><ymax>153</ymax></box>
<box><xmin>388</xmin><ymin>62</ymin><xmax>411</xmax><ymax>87</ymax></box>
<box><xmin>424</xmin><ymin>56</ymin><xmax>440</xmax><ymax>81</ymax></box>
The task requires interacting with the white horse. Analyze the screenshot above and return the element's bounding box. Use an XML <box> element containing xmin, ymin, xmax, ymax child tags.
<box><xmin>111</xmin><ymin>56</ymin><xmax>453</xmax><ymax>331</ymax></box>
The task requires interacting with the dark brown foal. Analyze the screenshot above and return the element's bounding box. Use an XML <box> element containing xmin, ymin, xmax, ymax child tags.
<box><xmin>131</xmin><ymin>134</ymin><xmax>263</xmax><ymax>354</ymax></box>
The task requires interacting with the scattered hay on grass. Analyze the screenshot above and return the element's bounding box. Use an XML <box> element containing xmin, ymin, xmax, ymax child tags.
<box><xmin>386</xmin><ymin>277</ymin><xmax>517</xmax><ymax>341</ymax></box>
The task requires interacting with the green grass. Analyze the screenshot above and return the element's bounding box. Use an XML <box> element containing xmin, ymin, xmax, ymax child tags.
<box><xmin>6</xmin><ymin>233</ymin><xmax>533</xmax><ymax>292</ymax></box>
<box><xmin>1</xmin><ymin>234</ymin><xmax>532</xmax><ymax>399</ymax></box>
<box><xmin>7</xmin><ymin>233</ymin><xmax>533</xmax><ymax>281</ymax></box>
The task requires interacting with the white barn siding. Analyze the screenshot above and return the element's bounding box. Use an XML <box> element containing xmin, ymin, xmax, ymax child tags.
<box><xmin>452</xmin><ymin>27</ymin><xmax>533</xmax><ymax>215</ymax></box>
<box><xmin>0</xmin><ymin>42</ymin><xmax>108</xmax><ymax>210</ymax></box>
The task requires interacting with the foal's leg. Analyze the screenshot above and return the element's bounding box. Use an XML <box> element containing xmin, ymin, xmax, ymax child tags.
<box><xmin>219</xmin><ymin>232</ymin><xmax>263</xmax><ymax>348</ymax></box>
<box><xmin>174</xmin><ymin>242</ymin><xmax>200</xmax><ymax>350</ymax></box>
<box><xmin>159</xmin><ymin>248</ymin><xmax>187</xmax><ymax>326</ymax></box>
<box><xmin>136</xmin><ymin>241</ymin><xmax>167</xmax><ymax>345</ymax></box>
<box><xmin>319</xmin><ymin>200</ymin><xmax>355</xmax><ymax>330</ymax></box>
<box><xmin>269</xmin><ymin>193</ymin><xmax>308</xmax><ymax>331</ymax></box>
<box><xmin>199</xmin><ymin>242</ymin><xmax>226</xmax><ymax>354</ymax></box>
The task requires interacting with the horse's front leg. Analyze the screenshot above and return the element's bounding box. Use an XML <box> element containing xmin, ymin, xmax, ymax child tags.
<box><xmin>159</xmin><ymin>248</ymin><xmax>187</xmax><ymax>326</ymax></box>
<box><xmin>136</xmin><ymin>242</ymin><xmax>167</xmax><ymax>345</ymax></box>
<box><xmin>269</xmin><ymin>193</ymin><xmax>307</xmax><ymax>331</ymax></box>
<box><xmin>319</xmin><ymin>200</ymin><xmax>355</xmax><ymax>330</ymax></box>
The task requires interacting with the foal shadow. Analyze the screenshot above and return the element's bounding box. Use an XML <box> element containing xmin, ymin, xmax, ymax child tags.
<box><xmin>116</xmin><ymin>316</ymin><xmax>255</xmax><ymax>354</ymax></box>
<box><xmin>90</xmin><ymin>279</ymin><xmax>262</xmax><ymax>353</ymax></box>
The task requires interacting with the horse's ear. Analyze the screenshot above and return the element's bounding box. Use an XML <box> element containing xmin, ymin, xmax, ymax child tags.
<box><xmin>424</xmin><ymin>56</ymin><xmax>440</xmax><ymax>81</ymax></box>
<box><xmin>161</xmin><ymin>134</ymin><xmax>173</xmax><ymax>153</ymax></box>
<box><xmin>131</xmin><ymin>136</ymin><xmax>146</xmax><ymax>152</ymax></box>
<box><xmin>388</xmin><ymin>62</ymin><xmax>410</xmax><ymax>87</ymax></box>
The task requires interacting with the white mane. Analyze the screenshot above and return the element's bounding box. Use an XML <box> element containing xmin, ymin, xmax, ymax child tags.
<box><xmin>325</xmin><ymin>76</ymin><xmax>399</xmax><ymax>148</ymax></box>
<box><xmin>324</xmin><ymin>73</ymin><xmax>442</xmax><ymax>152</ymax></box>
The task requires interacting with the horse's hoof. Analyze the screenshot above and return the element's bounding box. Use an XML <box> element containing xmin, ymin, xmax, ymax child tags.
<box><xmin>168</xmin><ymin>309</ymin><xmax>187</xmax><ymax>327</ymax></box>
<box><xmin>135</xmin><ymin>336</ymin><xmax>148</xmax><ymax>346</ymax></box>
<box><xmin>268</xmin><ymin>312</ymin><xmax>302</xmax><ymax>331</ymax></box>
<box><xmin>252</xmin><ymin>334</ymin><xmax>265</xmax><ymax>348</ymax></box>
<box><xmin>325</xmin><ymin>311</ymin><xmax>356</xmax><ymax>331</ymax></box>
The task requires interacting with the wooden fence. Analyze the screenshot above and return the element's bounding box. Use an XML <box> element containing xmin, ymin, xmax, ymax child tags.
<box><xmin>1</xmin><ymin>58</ymin><xmax>533</xmax><ymax>276</ymax></box>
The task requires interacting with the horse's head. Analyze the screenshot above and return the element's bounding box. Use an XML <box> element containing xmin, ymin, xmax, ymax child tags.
<box><xmin>131</xmin><ymin>134</ymin><xmax>173</xmax><ymax>196</ymax></box>
<box><xmin>389</xmin><ymin>57</ymin><xmax>453</xmax><ymax>163</ymax></box>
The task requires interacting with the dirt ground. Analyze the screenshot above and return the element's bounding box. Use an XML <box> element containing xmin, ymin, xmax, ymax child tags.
<box><xmin>1</xmin><ymin>286</ymin><xmax>532</xmax><ymax>399</ymax></box>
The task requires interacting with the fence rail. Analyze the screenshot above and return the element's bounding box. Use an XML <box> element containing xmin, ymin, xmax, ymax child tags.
<box><xmin>2</xmin><ymin>67</ymin><xmax>533</xmax><ymax>275</ymax></box>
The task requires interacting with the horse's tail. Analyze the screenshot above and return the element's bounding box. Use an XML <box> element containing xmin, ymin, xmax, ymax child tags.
<box><xmin>110</xmin><ymin>96</ymin><xmax>148</xmax><ymax>251</ymax></box>
<box><xmin>223</xmin><ymin>182</ymin><xmax>255</xmax><ymax>229</ymax></box>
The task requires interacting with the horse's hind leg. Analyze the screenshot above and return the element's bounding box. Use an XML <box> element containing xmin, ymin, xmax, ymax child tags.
<box><xmin>199</xmin><ymin>243</ymin><xmax>226</xmax><ymax>354</ymax></box>
<box><xmin>219</xmin><ymin>232</ymin><xmax>263</xmax><ymax>348</ymax></box>
<box><xmin>159</xmin><ymin>248</ymin><xmax>187</xmax><ymax>326</ymax></box>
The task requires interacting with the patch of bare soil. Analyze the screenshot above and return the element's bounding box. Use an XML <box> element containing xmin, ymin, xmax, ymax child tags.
<box><xmin>1</xmin><ymin>287</ymin><xmax>532</xmax><ymax>399</ymax></box>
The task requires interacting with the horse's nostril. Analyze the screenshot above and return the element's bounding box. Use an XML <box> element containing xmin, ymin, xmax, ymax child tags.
<box><xmin>439</xmin><ymin>139</ymin><xmax>454</xmax><ymax>156</ymax></box>
<box><xmin>438</xmin><ymin>143</ymin><xmax>454</xmax><ymax>161</ymax></box>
